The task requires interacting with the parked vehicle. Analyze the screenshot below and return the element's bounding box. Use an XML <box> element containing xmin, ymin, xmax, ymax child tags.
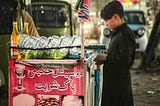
<box><xmin>124</xmin><ymin>9</ymin><xmax>148</xmax><ymax>53</ymax></box>
<box><xmin>100</xmin><ymin>26</ymin><xmax>111</xmax><ymax>50</ymax></box>
<box><xmin>30</xmin><ymin>0</ymin><xmax>78</xmax><ymax>37</ymax></box>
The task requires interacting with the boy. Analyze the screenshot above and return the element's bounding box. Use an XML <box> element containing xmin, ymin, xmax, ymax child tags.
<box><xmin>94</xmin><ymin>0</ymin><xmax>136</xmax><ymax>106</ymax></box>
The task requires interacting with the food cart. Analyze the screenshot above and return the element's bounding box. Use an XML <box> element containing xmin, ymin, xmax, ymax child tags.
<box><xmin>8</xmin><ymin>0</ymin><xmax>105</xmax><ymax>105</ymax></box>
<box><xmin>8</xmin><ymin>35</ymin><xmax>100</xmax><ymax>106</ymax></box>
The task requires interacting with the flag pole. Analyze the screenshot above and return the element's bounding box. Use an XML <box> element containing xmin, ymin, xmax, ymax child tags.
<box><xmin>80</xmin><ymin>22</ymin><xmax>85</xmax><ymax>62</ymax></box>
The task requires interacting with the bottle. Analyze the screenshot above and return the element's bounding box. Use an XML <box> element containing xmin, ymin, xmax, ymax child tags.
<box><xmin>23</xmin><ymin>22</ymin><xmax>29</xmax><ymax>35</ymax></box>
<box><xmin>11</xmin><ymin>22</ymin><xmax>20</xmax><ymax>59</ymax></box>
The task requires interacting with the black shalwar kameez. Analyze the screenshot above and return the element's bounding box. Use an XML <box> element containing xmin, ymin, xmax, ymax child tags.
<box><xmin>101</xmin><ymin>23</ymin><xmax>136</xmax><ymax>106</ymax></box>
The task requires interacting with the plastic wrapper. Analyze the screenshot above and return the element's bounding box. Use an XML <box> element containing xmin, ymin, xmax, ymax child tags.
<box><xmin>69</xmin><ymin>35</ymin><xmax>81</xmax><ymax>59</ymax></box>
<box><xmin>53</xmin><ymin>36</ymin><xmax>71</xmax><ymax>59</ymax></box>
<box><xmin>46</xmin><ymin>36</ymin><xmax>61</xmax><ymax>59</ymax></box>
<box><xmin>19</xmin><ymin>35</ymin><xmax>85</xmax><ymax>59</ymax></box>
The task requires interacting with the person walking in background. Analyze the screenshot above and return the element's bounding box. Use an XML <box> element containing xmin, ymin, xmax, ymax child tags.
<box><xmin>94</xmin><ymin>0</ymin><xmax>136</xmax><ymax>106</ymax></box>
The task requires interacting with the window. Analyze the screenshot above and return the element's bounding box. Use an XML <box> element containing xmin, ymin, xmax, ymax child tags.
<box><xmin>32</xmin><ymin>5</ymin><xmax>69</xmax><ymax>28</ymax></box>
<box><xmin>124</xmin><ymin>11</ymin><xmax>145</xmax><ymax>25</ymax></box>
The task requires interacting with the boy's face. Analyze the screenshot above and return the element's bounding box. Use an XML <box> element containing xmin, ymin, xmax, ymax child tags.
<box><xmin>104</xmin><ymin>14</ymin><xmax>118</xmax><ymax>30</ymax></box>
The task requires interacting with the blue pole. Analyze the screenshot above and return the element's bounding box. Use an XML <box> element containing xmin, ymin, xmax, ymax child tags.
<box><xmin>95</xmin><ymin>47</ymin><xmax>101</xmax><ymax>106</ymax></box>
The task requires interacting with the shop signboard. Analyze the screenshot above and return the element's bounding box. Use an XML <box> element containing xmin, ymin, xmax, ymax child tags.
<box><xmin>9</xmin><ymin>59</ymin><xmax>86</xmax><ymax>106</ymax></box>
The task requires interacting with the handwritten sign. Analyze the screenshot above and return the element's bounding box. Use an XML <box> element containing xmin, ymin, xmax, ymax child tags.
<box><xmin>9</xmin><ymin>59</ymin><xmax>86</xmax><ymax>106</ymax></box>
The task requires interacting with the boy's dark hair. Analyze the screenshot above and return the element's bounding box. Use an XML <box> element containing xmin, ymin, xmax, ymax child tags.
<box><xmin>100</xmin><ymin>0</ymin><xmax>124</xmax><ymax>20</ymax></box>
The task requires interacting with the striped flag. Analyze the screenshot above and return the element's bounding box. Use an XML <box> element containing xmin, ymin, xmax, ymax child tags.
<box><xmin>74</xmin><ymin>0</ymin><xmax>90</xmax><ymax>22</ymax></box>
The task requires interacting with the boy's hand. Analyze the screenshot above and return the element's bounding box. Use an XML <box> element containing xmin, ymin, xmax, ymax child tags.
<box><xmin>94</xmin><ymin>53</ymin><xmax>107</xmax><ymax>65</ymax></box>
